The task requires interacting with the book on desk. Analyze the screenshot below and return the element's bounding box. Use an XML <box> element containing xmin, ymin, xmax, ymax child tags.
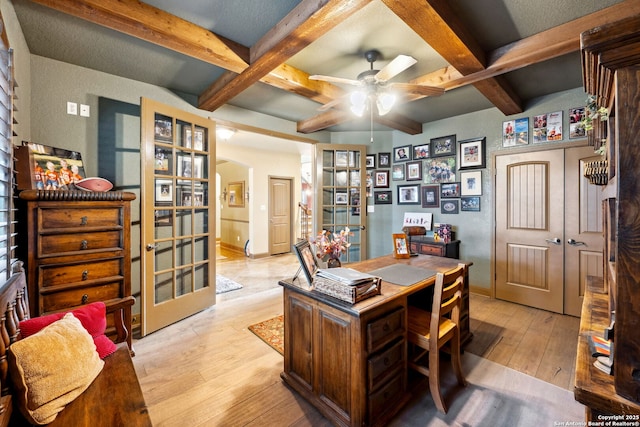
<box><xmin>313</xmin><ymin>268</ymin><xmax>381</xmax><ymax>304</ymax></box>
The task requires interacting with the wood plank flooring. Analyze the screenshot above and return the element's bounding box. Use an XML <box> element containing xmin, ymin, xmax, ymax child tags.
<box><xmin>132</xmin><ymin>249</ymin><xmax>580</xmax><ymax>426</ymax></box>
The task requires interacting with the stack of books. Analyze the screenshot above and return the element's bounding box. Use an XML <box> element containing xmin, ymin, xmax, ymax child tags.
<box><xmin>313</xmin><ymin>268</ymin><xmax>381</xmax><ymax>304</ymax></box>
<box><xmin>589</xmin><ymin>335</ymin><xmax>613</xmax><ymax>375</ymax></box>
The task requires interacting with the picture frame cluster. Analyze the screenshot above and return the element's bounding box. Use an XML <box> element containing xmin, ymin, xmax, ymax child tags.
<box><xmin>369</xmin><ymin>135</ymin><xmax>485</xmax><ymax>213</ymax></box>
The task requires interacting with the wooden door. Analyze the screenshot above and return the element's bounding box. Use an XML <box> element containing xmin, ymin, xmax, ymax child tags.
<box><xmin>315</xmin><ymin>144</ymin><xmax>367</xmax><ymax>262</ymax></box>
<box><xmin>140</xmin><ymin>98</ymin><xmax>216</xmax><ymax>336</ymax></box>
<box><xmin>495</xmin><ymin>149</ymin><xmax>565</xmax><ymax>313</ymax></box>
<box><xmin>269</xmin><ymin>177</ymin><xmax>292</xmax><ymax>255</ymax></box>
<box><xmin>564</xmin><ymin>145</ymin><xmax>603</xmax><ymax>316</ymax></box>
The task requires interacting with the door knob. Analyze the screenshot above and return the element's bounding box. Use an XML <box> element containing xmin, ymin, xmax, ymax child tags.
<box><xmin>545</xmin><ymin>237</ymin><xmax>561</xmax><ymax>245</ymax></box>
<box><xmin>146</xmin><ymin>243</ymin><xmax>159</xmax><ymax>251</ymax></box>
<box><xmin>567</xmin><ymin>238</ymin><xmax>586</xmax><ymax>246</ymax></box>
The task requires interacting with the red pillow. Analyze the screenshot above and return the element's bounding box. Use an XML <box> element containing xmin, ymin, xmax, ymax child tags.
<box><xmin>19</xmin><ymin>302</ymin><xmax>117</xmax><ymax>359</ymax></box>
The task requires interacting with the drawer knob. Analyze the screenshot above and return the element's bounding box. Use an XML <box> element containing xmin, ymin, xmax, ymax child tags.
<box><xmin>80</xmin><ymin>216</ymin><xmax>88</xmax><ymax>226</ymax></box>
<box><xmin>82</xmin><ymin>294</ymin><xmax>89</xmax><ymax>304</ymax></box>
<box><xmin>383</xmin><ymin>323</ymin><xmax>390</xmax><ymax>332</ymax></box>
<box><xmin>82</xmin><ymin>270</ymin><xmax>89</xmax><ymax>280</ymax></box>
<box><xmin>80</xmin><ymin>240</ymin><xmax>88</xmax><ymax>250</ymax></box>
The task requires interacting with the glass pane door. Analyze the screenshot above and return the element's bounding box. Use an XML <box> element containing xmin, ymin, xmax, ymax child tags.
<box><xmin>315</xmin><ymin>143</ymin><xmax>367</xmax><ymax>263</ymax></box>
<box><xmin>141</xmin><ymin>98</ymin><xmax>215</xmax><ymax>336</ymax></box>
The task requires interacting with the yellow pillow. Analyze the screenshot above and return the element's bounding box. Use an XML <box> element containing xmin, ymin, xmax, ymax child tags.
<box><xmin>8</xmin><ymin>313</ymin><xmax>104</xmax><ymax>425</ymax></box>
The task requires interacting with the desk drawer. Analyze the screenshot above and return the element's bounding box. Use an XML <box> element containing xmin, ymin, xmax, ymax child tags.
<box><xmin>368</xmin><ymin>339</ymin><xmax>404</xmax><ymax>391</ymax></box>
<box><xmin>38</xmin><ymin>231</ymin><xmax>123</xmax><ymax>257</ymax></box>
<box><xmin>418</xmin><ymin>243</ymin><xmax>445</xmax><ymax>256</ymax></box>
<box><xmin>42</xmin><ymin>280</ymin><xmax>123</xmax><ymax>312</ymax></box>
<box><xmin>367</xmin><ymin>307</ymin><xmax>405</xmax><ymax>353</ymax></box>
<box><xmin>368</xmin><ymin>371</ymin><xmax>404</xmax><ymax>422</ymax></box>
<box><xmin>37</xmin><ymin>207</ymin><xmax>123</xmax><ymax>230</ymax></box>
<box><xmin>39</xmin><ymin>259</ymin><xmax>124</xmax><ymax>286</ymax></box>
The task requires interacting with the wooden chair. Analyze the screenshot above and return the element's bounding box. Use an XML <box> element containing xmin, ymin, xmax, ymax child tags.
<box><xmin>407</xmin><ymin>263</ymin><xmax>467</xmax><ymax>413</ymax></box>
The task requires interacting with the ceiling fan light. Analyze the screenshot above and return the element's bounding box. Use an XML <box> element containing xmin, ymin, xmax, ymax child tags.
<box><xmin>216</xmin><ymin>127</ymin><xmax>236</xmax><ymax>141</ymax></box>
<box><xmin>376</xmin><ymin>92</ymin><xmax>396</xmax><ymax>116</ymax></box>
<box><xmin>349</xmin><ymin>90</ymin><xmax>367</xmax><ymax>117</ymax></box>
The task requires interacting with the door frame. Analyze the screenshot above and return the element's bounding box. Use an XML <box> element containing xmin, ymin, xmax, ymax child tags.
<box><xmin>268</xmin><ymin>175</ymin><xmax>294</xmax><ymax>256</ymax></box>
<box><xmin>491</xmin><ymin>140</ymin><xmax>592</xmax><ymax>299</ymax></box>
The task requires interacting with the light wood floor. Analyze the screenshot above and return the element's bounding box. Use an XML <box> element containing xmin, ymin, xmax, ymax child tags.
<box><xmin>132</xmin><ymin>248</ymin><xmax>580</xmax><ymax>426</ymax></box>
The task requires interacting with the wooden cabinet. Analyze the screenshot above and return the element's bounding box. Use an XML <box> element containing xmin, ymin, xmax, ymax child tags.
<box><xmin>282</xmin><ymin>288</ymin><xmax>408</xmax><ymax>427</ymax></box>
<box><xmin>17</xmin><ymin>190</ymin><xmax>136</xmax><ymax>348</ymax></box>
<box><xmin>574</xmin><ymin>16</ymin><xmax>640</xmax><ymax>416</ymax></box>
<box><xmin>409</xmin><ymin>238</ymin><xmax>460</xmax><ymax>259</ymax></box>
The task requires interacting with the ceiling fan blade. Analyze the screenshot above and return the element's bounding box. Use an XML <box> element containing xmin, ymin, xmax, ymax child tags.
<box><xmin>309</xmin><ymin>74</ymin><xmax>362</xmax><ymax>86</ymax></box>
<box><xmin>390</xmin><ymin>82</ymin><xmax>445</xmax><ymax>97</ymax></box>
<box><xmin>375</xmin><ymin>55</ymin><xmax>417</xmax><ymax>82</ymax></box>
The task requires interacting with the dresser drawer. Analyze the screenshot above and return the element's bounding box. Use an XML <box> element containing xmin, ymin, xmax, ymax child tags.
<box><xmin>38</xmin><ymin>231</ymin><xmax>123</xmax><ymax>257</ymax></box>
<box><xmin>41</xmin><ymin>281</ymin><xmax>123</xmax><ymax>312</ymax></box>
<box><xmin>368</xmin><ymin>370</ymin><xmax>404</xmax><ymax>422</ymax></box>
<box><xmin>37</xmin><ymin>207</ymin><xmax>123</xmax><ymax>230</ymax></box>
<box><xmin>39</xmin><ymin>259</ymin><xmax>123</xmax><ymax>287</ymax></box>
<box><xmin>367</xmin><ymin>307</ymin><xmax>405</xmax><ymax>353</ymax></box>
<box><xmin>418</xmin><ymin>243</ymin><xmax>445</xmax><ymax>256</ymax></box>
<box><xmin>368</xmin><ymin>339</ymin><xmax>404</xmax><ymax>391</ymax></box>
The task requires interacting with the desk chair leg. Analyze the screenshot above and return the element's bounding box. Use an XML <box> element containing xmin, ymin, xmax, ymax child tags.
<box><xmin>451</xmin><ymin>331</ymin><xmax>467</xmax><ymax>388</ymax></box>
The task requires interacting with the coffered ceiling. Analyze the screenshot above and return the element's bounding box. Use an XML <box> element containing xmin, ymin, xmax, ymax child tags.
<box><xmin>12</xmin><ymin>0</ymin><xmax>637</xmax><ymax>136</ymax></box>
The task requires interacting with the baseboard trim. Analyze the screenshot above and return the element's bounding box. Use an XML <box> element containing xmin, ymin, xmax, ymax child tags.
<box><xmin>470</xmin><ymin>285</ymin><xmax>490</xmax><ymax>297</ymax></box>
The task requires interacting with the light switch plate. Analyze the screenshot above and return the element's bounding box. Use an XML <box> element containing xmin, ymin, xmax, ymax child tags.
<box><xmin>67</xmin><ymin>102</ymin><xmax>78</xmax><ymax>115</ymax></box>
<box><xmin>80</xmin><ymin>104</ymin><xmax>90</xmax><ymax>117</ymax></box>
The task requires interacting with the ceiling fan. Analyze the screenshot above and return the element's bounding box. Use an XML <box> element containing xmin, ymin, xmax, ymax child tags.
<box><xmin>309</xmin><ymin>49</ymin><xmax>445</xmax><ymax>117</ymax></box>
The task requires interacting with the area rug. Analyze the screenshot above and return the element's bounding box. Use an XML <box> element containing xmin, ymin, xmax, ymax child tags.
<box><xmin>216</xmin><ymin>274</ymin><xmax>243</xmax><ymax>294</ymax></box>
<box><xmin>248</xmin><ymin>314</ymin><xmax>284</xmax><ymax>355</ymax></box>
<box><xmin>248</xmin><ymin>315</ymin><xmax>584</xmax><ymax>426</ymax></box>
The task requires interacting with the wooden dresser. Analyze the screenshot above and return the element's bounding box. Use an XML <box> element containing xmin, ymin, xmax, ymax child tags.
<box><xmin>16</xmin><ymin>190</ymin><xmax>136</xmax><ymax>348</ymax></box>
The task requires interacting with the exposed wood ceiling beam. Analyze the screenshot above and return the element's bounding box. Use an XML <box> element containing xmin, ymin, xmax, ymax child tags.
<box><xmin>298</xmin><ymin>0</ymin><xmax>640</xmax><ymax>133</ymax></box>
<box><xmin>197</xmin><ymin>0</ymin><xmax>373</xmax><ymax>111</ymax></box>
<box><xmin>29</xmin><ymin>0</ymin><xmax>250</xmax><ymax>72</ymax></box>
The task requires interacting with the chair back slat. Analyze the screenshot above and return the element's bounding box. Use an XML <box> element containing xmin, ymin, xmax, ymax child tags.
<box><xmin>430</xmin><ymin>264</ymin><xmax>466</xmax><ymax>337</ymax></box>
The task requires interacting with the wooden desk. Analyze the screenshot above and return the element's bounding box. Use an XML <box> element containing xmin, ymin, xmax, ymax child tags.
<box><xmin>574</xmin><ymin>280</ymin><xmax>640</xmax><ymax>419</ymax></box>
<box><xmin>279</xmin><ymin>254</ymin><xmax>472</xmax><ymax>427</ymax></box>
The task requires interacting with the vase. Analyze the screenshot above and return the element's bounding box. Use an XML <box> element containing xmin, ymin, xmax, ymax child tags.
<box><xmin>327</xmin><ymin>257</ymin><xmax>341</xmax><ymax>268</ymax></box>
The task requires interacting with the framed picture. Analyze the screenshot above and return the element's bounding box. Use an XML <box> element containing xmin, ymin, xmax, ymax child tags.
<box><xmin>378</xmin><ymin>152</ymin><xmax>391</xmax><ymax>168</ymax></box>
<box><xmin>335</xmin><ymin>170</ymin><xmax>348</xmax><ymax>186</ymax></box>
<box><xmin>421</xmin><ymin>185</ymin><xmax>440</xmax><ymax>208</ymax></box>
<box><xmin>177</xmin><ymin>155</ymin><xmax>192</xmax><ymax>178</ymax></box>
<box><xmin>366</xmin><ymin>155</ymin><xmax>376</xmax><ymax>169</ymax></box>
<box><xmin>458</xmin><ymin>137</ymin><xmax>486</xmax><ymax>170</ymax></box>
<box><xmin>392</xmin><ymin>164</ymin><xmax>405</xmax><ymax>181</ymax></box>
<box><xmin>413</xmin><ymin>143</ymin><xmax>430</xmax><ymax>160</ymax></box>
<box><xmin>441</xmin><ymin>182</ymin><xmax>461</xmax><ymax>198</ymax></box>
<box><xmin>397</xmin><ymin>184</ymin><xmax>421</xmax><ymax>205</ymax></box>
<box><xmin>366</xmin><ymin>170</ymin><xmax>373</xmax><ymax>197</ymax></box>
<box><xmin>460</xmin><ymin>170</ymin><xmax>482</xmax><ymax>196</ymax></box>
<box><xmin>393</xmin><ymin>145</ymin><xmax>411</xmax><ymax>162</ymax></box>
<box><xmin>183</xmin><ymin>126</ymin><xmax>192</xmax><ymax>148</ymax></box>
<box><xmin>374</xmin><ymin>170</ymin><xmax>389</xmax><ymax>188</ymax></box>
<box><xmin>392</xmin><ymin>233</ymin><xmax>411</xmax><ymax>259</ymax></box>
<box><xmin>193</xmin><ymin>127</ymin><xmax>205</xmax><ymax>150</ymax></box>
<box><xmin>335</xmin><ymin>150</ymin><xmax>348</xmax><ymax>167</ymax></box>
<box><xmin>406</xmin><ymin>161</ymin><xmax>422</xmax><ymax>181</ymax></box>
<box><xmin>374</xmin><ymin>191</ymin><xmax>392</xmax><ymax>204</ymax></box>
<box><xmin>430</xmin><ymin>135</ymin><xmax>456</xmax><ymax>157</ymax></box>
<box><xmin>155</xmin><ymin>179</ymin><xmax>173</xmax><ymax>203</ymax></box>
<box><xmin>293</xmin><ymin>240</ymin><xmax>319</xmax><ymax>285</ymax></box>
<box><xmin>349</xmin><ymin>170</ymin><xmax>360</xmax><ymax>186</ymax></box>
<box><xmin>335</xmin><ymin>192</ymin><xmax>348</xmax><ymax>204</ymax></box>
<box><xmin>569</xmin><ymin>107</ymin><xmax>586</xmax><ymax>139</ymax></box>
<box><xmin>193</xmin><ymin>190</ymin><xmax>205</xmax><ymax>206</ymax></box>
<box><xmin>154</xmin><ymin>114</ymin><xmax>173</xmax><ymax>142</ymax></box>
<box><xmin>461</xmin><ymin>196</ymin><xmax>481</xmax><ymax>212</ymax></box>
<box><xmin>546</xmin><ymin>110</ymin><xmax>563</xmax><ymax>141</ymax></box>
<box><xmin>533</xmin><ymin>114</ymin><xmax>548</xmax><ymax>143</ymax></box>
<box><xmin>154</xmin><ymin>148</ymin><xmax>172</xmax><ymax>175</ymax></box>
<box><xmin>441</xmin><ymin>199</ymin><xmax>459</xmax><ymax>214</ymax></box>
<box><xmin>15</xmin><ymin>142</ymin><xmax>87</xmax><ymax>191</ymax></box>
<box><xmin>228</xmin><ymin>181</ymin><xmax>245</xmax><ymax>207</ymax></box>
<box><xmin>155</xmin><ymin>203</ymin><xmax>173</xmax><ymax>227</ymax></box>
<box><xmin>424</xmin><ymin>156</ymin><xmax>456</xmax><ymax>184</ymax></box>
<box><xmin>179</xmin><ymin>189</ymin><xmax>193</xmax><ymax>207</ymax></box>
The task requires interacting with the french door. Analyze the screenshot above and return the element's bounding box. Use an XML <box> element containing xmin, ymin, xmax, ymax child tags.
<box><xmin>140</xmin><ymin>98</ymin><xmax>216</xmax><ymax>335</ymax></box>
<box><xmin>315</xmin><ymin>144</ymin><xmax>367</xmax><ymax>263</ymax></box>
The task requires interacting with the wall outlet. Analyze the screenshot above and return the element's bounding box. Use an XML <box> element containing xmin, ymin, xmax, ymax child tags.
<box><xmin>80</xmin><ymin>104</ymin><xmax>90</xmax><ymax>117</ymax></box>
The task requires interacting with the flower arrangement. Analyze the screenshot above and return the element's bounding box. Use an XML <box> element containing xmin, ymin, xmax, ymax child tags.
<box><xmin>313</xmin><ymin>227</ymin><xmax>351</xmax><ymax>260</ymax></box>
